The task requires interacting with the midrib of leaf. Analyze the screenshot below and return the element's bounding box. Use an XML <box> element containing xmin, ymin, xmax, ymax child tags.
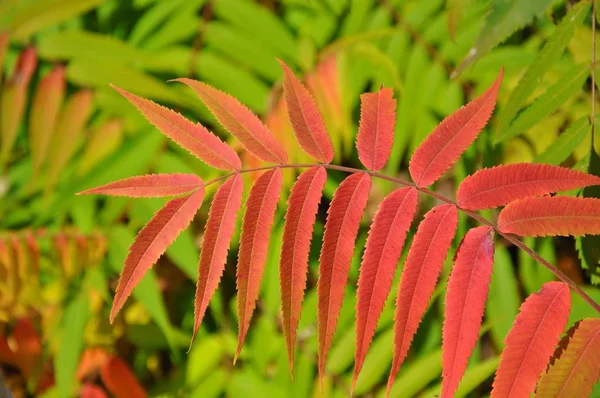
<box><xmin>497</xmin><ymin>1</ymin><xmax>590</xmax><ymax>134</ymax></box>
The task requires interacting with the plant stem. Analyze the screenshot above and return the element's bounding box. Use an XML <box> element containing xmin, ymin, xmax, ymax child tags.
<box><xmin>204</xmin><ymin>163</ymin><xmax>600</xmax><ymax>314</ymax></box>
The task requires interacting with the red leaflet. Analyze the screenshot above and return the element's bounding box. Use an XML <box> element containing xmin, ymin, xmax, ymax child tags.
<box><xmin>100</xmin><ymin>357</ymin><xmax>146</xmax><ymax>398</ymax></box>
<box><xmin>491</xmin><ymin>282</ymin><xmax>571</xmax><ymax>398</ymax></box>
<box><xmin>387</xmin><ymin>204</ymin><xmax>458</xmax><ymax>393</ymax></box>
<box><xmin>354</xmin><ymin>187</ymin><xmax>418</xmax><ymax>384</ymax></box>
<box><xmin>111</xmin><ymin>85</ymin><xmax>240</xmax><ymax>171</ymax></box>
<box><xmin>536</xmin><ymin>318</ymin><xmax>600</xmax><ymax>397</ymax></box>
<box><xmin>235</xmin><ymin>168</ymin><xmax>283</xmax><ymax>360</ymax></box>
<box><xmin>173</xmin><ymin>78</ymin><xmax>287</xmax><ymax>164</ymax></box>
<box><xmin>317</xmin><ymin>172</ymin><xmax>371</xmax><ymax>381</ymax></box>
<box><xmin>442</xmin><ymin>226</ymin><xmax>494</xmax><ymax>398</ymax></box>
<box><xmin>278</xmin><ymin>60</ymin><xmax>334</xmax><ymax>164</ymax></box>
<box><xmin>498</xmin><ymin>196</ymin><xmax>600</xmax><ymax>236</ymax></box>
<box><xmin>409</xmin><ymin>69</ymin><xmax>503</xmax><ymax>187</ymax></box>
<box><xmin>80</xmin><ymin>384</ymin><xmax>108</xmax><ymax>398</ymax></box>
<box><xmin>29</xmin><ymin>66</ymin><xmax>66</xmax><ymax>175</ymax></box>
<box><xmin>79</xmin><ymin>174</ymin><xmax>203</xmax><ymax>198</ymax></box>
<box><xmin>356</xmin><ymin>88</ymin><xmax>397</xmax><ymax>171</ymax></box>
<box><xmin>280</xmin><ymin>166</ymin><xmax>327</xmax><ymax>373</ymax></box>
<box><xmin>193</xmin><ymin>174</ymin><xmax>243</xmax><ymax>341</ymax></box>
<box><xmin>457</xmin><ymin>164</ymin><xmax>600</xmax><ymax>210</ymax></box>
<box><xmin>110</xmin><ymin>188</ymin><xmax>205</xmax><ymax>322</ymax></box>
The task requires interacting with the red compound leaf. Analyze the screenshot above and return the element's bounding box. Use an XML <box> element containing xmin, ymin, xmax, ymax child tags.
<box><xmin>442</xmin><ymin>226</ymin><xmax>494</xmax><ymax>398</ymax></box>
<box><xmin>79</xmin><ymin>174</ymin><xmax>203</xmax><ymax>198</ymax></box>
<box><xmin>356</xmin><ymin>87</ymin><xmax>397</xmax><ymax>171</ymax></box>
<box><xmin>387</xmin><ymin>204</ymin><xmax>458</xmax><ymax>393</ymax></box>
<box><xmin>317</xmin><ymin>172</ymin><xmax>371</xmax><ymax>382</ymax></box>
<box><xmin>409</xmin><ymin>69</ymin><xmax>503</xmax><ymax>187</ymax></box>
<box><xmin>491</xmin><ymin>282</ymin><xmax>571</xmax><ymax>398</ymax></box>
<box><xmin>354</xmin><ymin>187</ymin><xmax>418</xmax><ymax>385</ymax></box>
<box><xmin>280</xmin><ymin>166</ymin><xmax>327</xmax><ymax>374</ymax></box>
<box><xmin>457</xmin><ymin>164</ymin><xmax>600</xmax><ymax>210</ymax></box>
<box><xmin>235</xmin><ymin>168</ymin><xmax>283</xmax><ymax>361</ymax></box>
<box><xmin>279</xmin><ymin>60</ymin><xmax>334</xmax><ymax>163</ymax></box>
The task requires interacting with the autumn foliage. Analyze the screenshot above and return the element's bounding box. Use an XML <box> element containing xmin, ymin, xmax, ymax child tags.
<box><xmin>80</xmin><ymin>62</ymin><xmax>600</xmax><ymax>396</ymax></box>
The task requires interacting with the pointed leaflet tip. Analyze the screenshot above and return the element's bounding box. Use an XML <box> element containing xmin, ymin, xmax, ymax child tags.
<box><xmin>317</xmin><ymin>172</ymin><xmax>371</xmax><ymax>382</ymax></box>
<box><xmin>109</xmin><ymin>188</ymin><xmax>205</xmax><ymax>323</ymax></box>
<box><xmin>171</xmin><ymin>78</ymin><xmax>288</xmax><ymax>164</ymax></box>
<box><xmin>409</xmin><ymin>68</ymin><xmax>503</xmax><ymax>187</ymax></box>
<box><xmin>278</xmin><ymin>59</ymin><xmax>335</xmax><ymax>164</ymax></box>
<box><xmin>441</xmin><ymin>226</ymin><xmax>494</xmax><ymax>398</ymax></box>
<box><xmin>110</xmin><ymin>84</ymin><xmax>241</xmax><ymax>171</ymax></box>
<box><xmin>356</xmin><ymin>87</ymin><xmax>397</xmax><ymax>171</ymax></box>
<box><xmin>280</xmin><ymin>166</ymin><xmax>327</xmax><ymax>375</ymax></box>
<box><xmin>193</xmin><ymin>174</ymin><xmax>243</xmax><ymax>342</ymax></box>
<box><xmin>236</xmin><ymin>169</ymin><xmax>283</xmax><ymax>358</ymax></box>
<box><xmin>78</xmin><ymin>174</ymin><xmax>204</xmax><ymax>198</ymax></box>
<box><xmin>354</xmin><ymin>187</ymin><xmax>418</xmax><ymax>381</ymax></box>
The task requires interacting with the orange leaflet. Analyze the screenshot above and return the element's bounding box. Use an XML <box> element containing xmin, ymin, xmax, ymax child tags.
<box><xmin>409</xmin><ymin>69</ymin><xmax>503</xmax><ymax>187</ymax></box>
<box><xmin>100</xmin><ymin>357</ymin><xmax>146</xmax><ymax>398</ymax></box>
<box><xmin>235</xmin><ymin>168</ymin><xmax>283</xmax><ymax>361</ymax></box>
<box><xmin>387</xmin><ymin>204</ymin><xmax>458</xmax><ymax>393</ymax></box>
<box><xmin>193</xmin><ymin>174</ymin><xmax>244</xmax><ymax>341</ymax></box>
<box><xmin>441</xmin><ymin>226</ymin><xmax>494</xmax><ymax>398</ymax></box>
<box><xmin>112</xmin><ymin>85</ymin><xmax>240</xmax><ymax>171</ymax></box>
<box><xmin>278</xmin><ymin>60</ymin><xmax>334</xmax><ymax>164</ymax></box>
<box><xmin>457</xmin><ymin>164</ymin><xmax>600</xmax><ymax>210</ymax></box>
<box><xmin>354</xmin><ymin>187</ymin><xmax>417</xmax><ymax>386</ymax></box>
<box><xmin>280</xmin><ymin>166</ymin><xmax>327</xmax><ymax>373</ymax></box>
<box><xmin>491</xmin><ymin>282</ymin><xmax>571</xmax><ymax>398</ymax></box>
<box><xmin>498</xmin><ymin>196</ymin><xmax>600</xmax><ymax>236</ymax></box>
<box><xmin>356</xmin><ymin>88</ymin><xmax>397</xmax><ymax>171</ymax></box>
<box><xmin>110</xmin><ymin>188</ymin><xmax>205</xmax><ymax>322</ymax></box>
<box><xmin>317</xmin><ymin>172</ymin><xmax>371</xmax><ymax>381</ymax></box>
<box><xmin>79</xmin><ymin>174</ymin><xmax>203</xmax><ymax>198</ymax></box>
<box><xmin>173</xmin><ymin>78</ymin><xmax>287</xmax><ymax>164</ymax></box>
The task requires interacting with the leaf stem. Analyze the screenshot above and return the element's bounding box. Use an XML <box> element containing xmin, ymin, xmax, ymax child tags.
<box><xmin>205</xmin><ymin>163</ymin><xmax>600</xmax><ymax>314</ymax></box>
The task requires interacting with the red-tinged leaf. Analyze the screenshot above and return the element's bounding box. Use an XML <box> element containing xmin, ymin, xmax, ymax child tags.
<box><xmin>356</xmin><ymin>88</ymin><xmax>397</xmax><ymax>171</ymax></box>
<box><xmin>77</xmin><ymin>348</ymin><xmax>110</xmax><ymax>380</ymax></box>
<box><xmin>193</xmin><ymin>174</ymin><xmax>244</xmax><ymax>340</ymax></box>
<box><xmin>0</xmin><ymin>47</ymin><xmax>37</xmax><ymax>166</ymax></box>
<box><xmin>79</xmin><ymin>174</ymin><xmax>203</xmax><ymax>198</ymax></box>
<box><xmin>535</xmin><ymin>318</ymin><xmax>600</xmax><ymax>397</ymax></box>
<box><xmin>442</xmin><ymin>226</ymin><xmax>494</xmax><ymax>398</ymax></box>
<box><xmin>0</xmin><ymin>318</ymin><xmax>43</xmax><ymax>378</ymax></box>
<box><xmin>100</xmin><ymin>357</ymin><xmax>146</xmax><ymax>398</ymax></box>
<box><xmin>173</xmin><ymin>78</ymin><xmax>287</xmax><ymax>164</ymax></box>
<box><xmin>387</xmin><ymin>204</ymin><xmax>458</xmax><ymax>393</ymax></box>
<box><xmin>235</xmin><ymin>168</ymin><xmax>283</xmax><ymax>360</ymax></box>
<box><xmin>280</xmin><ymin>166</ymin><xmax>327</xmax><ymax>373</ymax></box>
<box><xmin>498</xmin><ymin>196</ymin><xmax>600</xmax><ymax>236</ymax></box>
<box><xmin>409</xmin><ymin>69</ymin><xmax>503</xmax><ymax>187</ymax></box>
<box><xmin>491</xmin><ymin>282</ymin><xmax>571</xmax><ymax>398</ymax></box>
<box><xmin>46</xmin><ymin>89</ymin><xmax>94</xmax><ymax>191</ymax></box>
<box><xmin>457</xmin><ymin>164</ymin><xmax>600</xmax><ymax>210</ymax></box>
<box><xmin>111</xmin><ymin>85</ymin><xmax>240</xmax><ymax>171</ymax></box>
<box><xmin>29</xmin><ymin>65</ymin><xmax>66</xmax><ymax>176</ymax></box>
<box><xmin>110</xmin><ymin>188</ymin><xmax>205</xmax><ymax>322</ymax></box>
<box><xmin>278</xmin><ymin>60</ymin><xmax>334</xmax><ymax>163</ymax></box>
<box><xmin>354</xmin><ymin>187</ymin><xmax>418</xmax><ymax>384</ymax></box>
<box><xmin>80</xmin><ymin>384</ymin><xmax>108</xmax><ymax>398</ymax></box>
<box><xmin>23</xmin><ymin>230</ymin><xmax>40</xmax><ymax>274</ymax></box>
<box><xmin>0</xmin><ymin>33</ymin><xmax>9</xmax><ymax>83</ymax></box>
<box><xmin>317</xmin><ymin>172</ymin><xmax>371</xmax><ymax>380</ymax></box>
<box><xmin>78</xmin><ymin>118</ymin><xmax>124</xmax><ymax>175</ymax></box>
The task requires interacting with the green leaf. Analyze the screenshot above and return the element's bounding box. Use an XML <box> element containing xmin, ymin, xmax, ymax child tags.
<box><xmin>353</xmin><ymin>328</ymin><xmax>394</xmax><ymax>395</ymax></box>
<box><xmin>108</xmin><ymin>225</ymin><xmax>178</xmax><ymax>350</ymax></box>
<box><xmin>535</xmin><ymin>116</ymin><xmax>590</xmax><ymax>165</ymax></box>
<box><xmin>9</xmin><ymin>0</ymin><xmax>109</xmax><ymax>40</ymax></box>
<box><xmin>423</xmin><ymin>356</ymin><xmax>500</xmax><ymax>397</ymax></box>
<box><xmin>383</xmin><ymin>349</ymin><xmax>442</xmax><ymax>398</ymax></box>
<box><xmin>454</xmin><ymin>0</ymin><xmax>556</xmax><ymax>76</ymax></box>
<box><xmin>187</xmin><ymin>336</ymin><xmax>225</xmax><ymax>387</ymax></box>
<box><xmin>519</xmin><ymin>237</ymin><xmax>557</xmax><ymax>294</ymax></box>
<box><xmin>486</xmin><ymin>245</ymin><xmax>520</xmax><ymax>348</ymax></box>
<box><xmin>498</xmin><ymin>1</ymin><xmax>590</xmax><ymax>134</ymax></box>
<box><xmin>54</xmin><ymin>289</ymin><xmax>91</xmax><ymax>398</ymax></box>
<box><xmin>142</xmin><ymin>0</ymin><xmax>205</xmax><ymax>51</ymax></box>
<box><xmin>128</xmin><ymin>0</ymin><xmax>186</xmax><ymax>46</ymax></box>
<box><xmin>496</xmin><ymin>63</ymin><xmax>589</xmax><ymax>143</ymax></box>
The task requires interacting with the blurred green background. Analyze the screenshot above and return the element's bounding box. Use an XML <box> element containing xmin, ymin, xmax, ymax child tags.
<box><xmin>0</xmin><ymin>0</ymin><xmax>599</xmax><ymax>396</ymax></box>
